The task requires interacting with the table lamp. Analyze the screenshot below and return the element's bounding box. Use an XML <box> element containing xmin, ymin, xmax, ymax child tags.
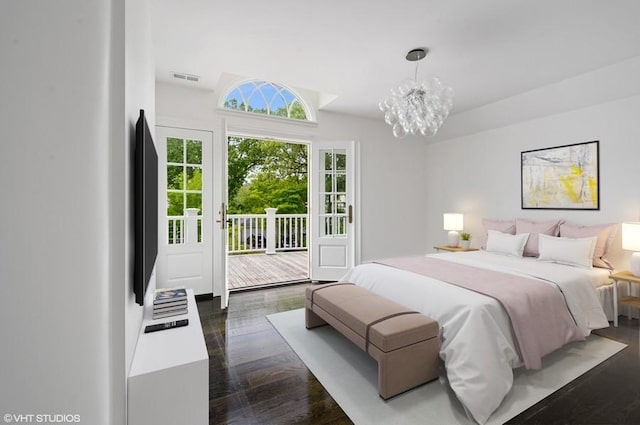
<box><xmin>622</xmin><ymin>222</ymin><xmax>640</xmax><ymax>277</ymax></box>
<box><xmin>443</xmin><ymin>213</ymin><xmax>464</xmax><ymax>247</ymax></box>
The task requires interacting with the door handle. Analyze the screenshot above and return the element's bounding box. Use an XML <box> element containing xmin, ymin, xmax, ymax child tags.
<box><xmin>216</xmin><ymin>203</ymin><xmax>227</xmax><ymax>229</ymax></box>
<box><xmin>348</xmin><ymin>205</ymin><xmax>353</xmax><ymax>224</ymax></box>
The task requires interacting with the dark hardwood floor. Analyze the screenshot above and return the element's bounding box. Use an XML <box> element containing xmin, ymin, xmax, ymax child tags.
<box><xmin>198</xmin><ymin>283</ymin><xmax>640</xmax><ymax>425</ymax></box>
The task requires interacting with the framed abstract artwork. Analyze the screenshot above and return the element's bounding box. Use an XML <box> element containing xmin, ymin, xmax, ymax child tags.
<box><xmin>521</xmin><ymin>141</ymin><xmax>599</xmax><ymax>210</ymax></box>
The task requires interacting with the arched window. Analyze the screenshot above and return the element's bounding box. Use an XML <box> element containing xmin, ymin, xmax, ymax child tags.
<box><xmin>223</xmin><ymin>80</ymin><xmax>309</xmax><ymax>121</ymax></box>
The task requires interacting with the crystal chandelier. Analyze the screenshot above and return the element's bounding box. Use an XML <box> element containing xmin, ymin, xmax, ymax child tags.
<box><xmin>379</xmin><ymin>48</ymin><xmax>454</xmax><ymax>138</ymax></box>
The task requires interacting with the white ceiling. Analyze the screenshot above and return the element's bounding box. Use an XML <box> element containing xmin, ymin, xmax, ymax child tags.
<box><xmin>151</xmin><ymin>0</ymin><xmax>640</xmax><ymax>120</ymax></box>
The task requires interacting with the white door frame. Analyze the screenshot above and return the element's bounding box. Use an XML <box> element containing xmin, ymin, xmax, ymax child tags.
<box><xmin>154</xmin><ymin>116</ymin><xmax>228</xmax><ymax>305</ymax></box>
<box><xmin>158</xmin><ymin>113</ymin><xmax>361</xmax><ymax>306</ymax></box>
<box><xmin>155</xmin><ymin>125</ymin><xmax>213</xmax><ymax>295</ymax></box>
<box><xmin>310</xmin><ymin>140</ymin><xmax>359</xmax><ymax>281</ymax></box>
<box><xmin>215</xmin><ymin>119</ymin><xmax>229</xmax><ymax>308</ymax></box>
<box><xmin>221</xmin><ymin>124</ymin><xmax>315</xmax><ymax>294</ymax></box>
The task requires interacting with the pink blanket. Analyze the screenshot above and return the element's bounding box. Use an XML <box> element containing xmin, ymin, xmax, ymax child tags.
<box><xmin>375</xmin><ymin>256</ymin><xmax>583</xmax><ymax>369</ymax></box>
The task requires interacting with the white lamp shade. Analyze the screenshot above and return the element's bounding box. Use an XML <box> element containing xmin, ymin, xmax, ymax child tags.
<box><xmin>622</xmin><ymin>222</ymin><xmax>640</xmax><ymax>276</ymax></box>
<box><xmin>630</xmin><ymin>252</ymin><xmax>640</xmax><ymax>277</ymax></box>
<box><xmin>443</xmin><ymin>213</ymin><xmax>464</xmax><ymax>231</ymax></box>
<box><xmin>622</xmin><ymin>222</ymin><xmax>640</xmax><ymax>251</ymax></box>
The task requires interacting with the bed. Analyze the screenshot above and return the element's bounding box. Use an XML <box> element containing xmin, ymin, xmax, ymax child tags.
<box><xmin>340</xmin><ymin>250</ymin><xmax>612</xmax><ymax>424</ymax></box>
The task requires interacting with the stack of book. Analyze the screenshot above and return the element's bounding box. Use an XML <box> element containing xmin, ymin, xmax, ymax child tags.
<box><xmin>153</xmin><ymin>287</ymin><xmax>188</xmax><ymax>319</ymax></box>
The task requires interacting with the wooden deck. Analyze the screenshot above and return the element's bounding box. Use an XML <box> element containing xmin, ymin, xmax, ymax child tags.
<box><xmin>228</xmin><ymin>251</ymin><xmax>309</xmax><ymax>290</ymax></box>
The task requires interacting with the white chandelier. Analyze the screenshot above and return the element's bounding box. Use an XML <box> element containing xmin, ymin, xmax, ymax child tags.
<box><xmin>379</xmin><ymin>48</ymin><xmax>454</xmax><ymax>138</ymax></box>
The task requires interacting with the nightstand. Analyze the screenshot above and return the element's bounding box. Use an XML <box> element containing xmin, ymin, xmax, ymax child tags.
<box><xmin>433</xmin><ymin>245</ymin><xmax>479</xmax><ymax>253</ymax></box>
<box><xmin>610</xmin><ymin>270</ymin><xmax>640</xmax><ymax>328</ymax></box>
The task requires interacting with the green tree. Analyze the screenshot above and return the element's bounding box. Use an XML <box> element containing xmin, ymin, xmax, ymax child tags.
<box><xmin>227</xmin><ymin>137</ymin><xmax>264</xmax><ymax>204</ymax></box>
<box><xmin>233</xmin><ymin>174</ymin><xmax>307</xmax><ymax>214</ymax></box>
<box><xmin>288</xmin><ymin>100</ymin><xmax>307</xmax><ymax>120</ymax></box>
<box><xmin>167</xmin><ymin>167</ymin><xmax>202</xmax><ymax>216</ymax></box>
<box><xmin>166</xmin><ymin>137</ymin><xmax>203</xmax><ymax>216</ymax></box>
<box><xmin>227</xmin><ymin>137</ymin><xmax>308</xmax><ymax>214</ymax></box>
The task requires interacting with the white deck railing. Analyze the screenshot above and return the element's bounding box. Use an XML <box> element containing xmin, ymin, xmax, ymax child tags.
<box><xmin>228</xmin><ymin>210</ymin><xmax>307</xmax><ymax>254</ymax></box>
<box><xmin>167</xmin><ymin>208</ymin><xmax>202</xmax><ymax>244</ymax></box>
<box><xmin>167</xmin><ymin>208</ymin><xmax>307</xmax><ymax>255</ymax></box>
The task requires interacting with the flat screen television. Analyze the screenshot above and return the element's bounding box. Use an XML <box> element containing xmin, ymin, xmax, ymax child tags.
<box><xmin>134</xmin><ymin>109</ymin><xmax>158</xmax><ymax>306</ymax></box>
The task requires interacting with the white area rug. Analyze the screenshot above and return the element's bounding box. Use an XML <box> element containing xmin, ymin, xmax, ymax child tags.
<box><xmin>267</xmin><ymin>308</ymin><xmax>626</xmax><ymax>425</ymax></box>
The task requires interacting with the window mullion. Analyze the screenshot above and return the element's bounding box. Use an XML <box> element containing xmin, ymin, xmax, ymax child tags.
<box><xmin>223</xmin><ymin>80</ymin><xmax>309</xmax><ymax>121</ymax></box>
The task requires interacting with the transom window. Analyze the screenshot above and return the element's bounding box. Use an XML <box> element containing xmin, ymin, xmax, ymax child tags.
<box><xmin>223</xmin><ymin>80</ymin><xmax>309</xmax><ymax>120</ymax></box>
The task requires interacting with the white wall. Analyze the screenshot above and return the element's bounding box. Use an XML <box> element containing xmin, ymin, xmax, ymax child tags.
<box><xmin>124</xmin><ymin>0</ymin><xmax>155</xmax><ymax>381</ymax></box>
<box><xmin>122</xmin><ymin>0</ymin><xmax>155</xmax><ymax>423</ymax></box>
<box><xmin>156</xmin><ymin>82</ymin><xmax>430</xmax><ymax>295</ymax></box>
<box><xmin>314</xmin><ymin>111</ymin><xmax>430</xmax><ymax>261</ymax></box>
<box><xmin>156</xmin><ymin>83</ymin><xmax>217</xmax><ymax>126</ymax></box>
<box><xmin>1</xmin><ymin>1</ymin><xmax>113</xmax><ymax>423</ymax></box>
<box><xmin>0</xmin><ymin>1</ymin><xmax>154</xmax><ymax>424</ymax></box>
<box><xmin>426</xmin><ymin>77</ymin><xmax>640</xmax><ymax>268</ymax></box>
<box><xmin>431</xmin><ymin>56</ymin><xmax>640</xmax><ymax>143</ymax></box>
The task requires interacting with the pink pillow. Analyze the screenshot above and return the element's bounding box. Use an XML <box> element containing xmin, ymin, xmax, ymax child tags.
<box><xmin>559</xmin><ymin>222</ymin><xmax>619</xmax><ymax>269</ymax></box>
<box><xmin>481</xmin><ymin>218</ymin><xmax>516</xmax><ymax>249</ymax></box>
<box><xmin>515</xmin><ymin>219</ymin><xmax>563</xmax><ymax>257</ymax></box>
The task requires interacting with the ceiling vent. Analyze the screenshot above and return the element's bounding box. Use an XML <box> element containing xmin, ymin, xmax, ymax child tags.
<box><xmin>171</xmin><ymin>71</ymin><xmax>200</xmax><ymax>83</ymax></box>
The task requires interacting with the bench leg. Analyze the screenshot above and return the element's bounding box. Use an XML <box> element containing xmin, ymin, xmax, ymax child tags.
<box><xmin>305</xmin><ymin>307</ymin><xmax>327</xmax><ymax>329</ymax></box>
<box><xmin>377</xmin><ymin>339</ymin><xmax>440</xmax><ymax>399</ymax></box>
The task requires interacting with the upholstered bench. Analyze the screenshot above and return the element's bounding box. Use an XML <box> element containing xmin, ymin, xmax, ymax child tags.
<box><xmin>305</xmin><ymin>282</ymin><xmax>440</xmax><ymax>399</ymax></box>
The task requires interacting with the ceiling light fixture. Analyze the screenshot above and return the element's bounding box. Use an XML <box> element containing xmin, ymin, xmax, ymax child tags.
<box><xmin>379</xmin><ymin>48</ymin><xmax>454</xmax><ymax>138</ymax></box>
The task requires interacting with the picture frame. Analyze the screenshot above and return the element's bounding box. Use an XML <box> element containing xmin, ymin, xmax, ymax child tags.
<box><xmin>521</xmin><ymin>140</ymin><xmax>599</xmax><ymax>210</ymax></box>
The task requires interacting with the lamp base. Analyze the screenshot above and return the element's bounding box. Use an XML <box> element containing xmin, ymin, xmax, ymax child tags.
<box><xmin>631</xmin><ymin>252</ymin><xmax>640</xmax><ymax>277</ymax></box>
<box><xmin>448</xmin><ymin>231</ymin><xmax>459</xmax><ymax>247</ymax></box>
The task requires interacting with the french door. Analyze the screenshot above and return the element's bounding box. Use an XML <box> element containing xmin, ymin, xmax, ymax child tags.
<box><xmin>310</xmin><ymin>141</ymin><xmax>356</xmax><ymax>281</ymax></box>
<box><xmin>155</xmin><ymin>126</ymin><xmax>213</xmax><ymax>295</ymax></box>
<box><xmin>153</xmin><ymin>123</ymin><xmax>356</xmax><ymax>301</ymax></box>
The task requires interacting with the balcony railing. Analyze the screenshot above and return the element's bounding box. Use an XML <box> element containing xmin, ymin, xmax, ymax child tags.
<box><xmin>228</xmin><ymin>209</ymin><xmax>307</xmax><ymax>254</ymax></box>
<box><xmin>168</xmin><ymin>208</ymin><xmax>202</xmax><ymax>244</ymax></box>
<box><xmin>167</xmin><ymin>208</ymin><xmax>308</xmax><ymax>255</ymax></box>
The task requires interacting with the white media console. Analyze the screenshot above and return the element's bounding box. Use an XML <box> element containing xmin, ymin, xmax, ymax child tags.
<box><xmin>128</xmin><ymin>289</ymin><xmax>208</xmax><ymax>425</ymax></box>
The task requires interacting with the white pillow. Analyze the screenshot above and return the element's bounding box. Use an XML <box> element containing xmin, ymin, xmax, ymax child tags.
<box><xmin>537</xmin><ymin>234</ymin><xmax>597</xmax><ymax>269</ymax></box>
<box><xmin>485</xmin><ymin>230</ymin><xmax>530</xmax><ymax>257</ymax></box>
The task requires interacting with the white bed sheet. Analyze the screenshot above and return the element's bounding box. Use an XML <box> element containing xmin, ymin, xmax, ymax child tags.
<box><xmin>340</xmin><ymin>251</ymin><xmax>610</xmax><ymax>424</ymax></box>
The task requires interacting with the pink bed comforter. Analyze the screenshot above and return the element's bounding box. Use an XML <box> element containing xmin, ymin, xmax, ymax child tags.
<box><xmin>376</xmin><ymin>256</ymin><xmax>584</xmax><ymax>369</ymax></box>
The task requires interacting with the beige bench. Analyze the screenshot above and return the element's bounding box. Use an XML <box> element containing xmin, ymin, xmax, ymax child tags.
<box><xmin>305</xmin><ymin>283</ymin><xmax>440</xmax><ymax>399</ymax></box>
